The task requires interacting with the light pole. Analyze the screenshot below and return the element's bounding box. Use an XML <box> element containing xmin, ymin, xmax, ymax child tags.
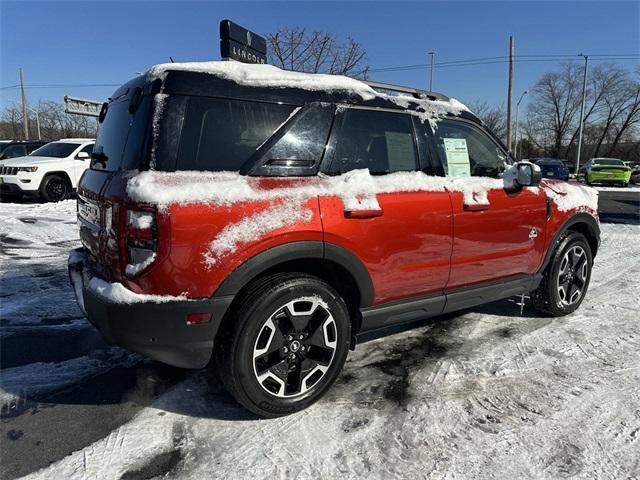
<box><xmin>514</xmin><ymin>90</ymin><xmax>528</xmax><ymax>160</ymax></box>
<box><xmin>26</xmin><ymin>106</ymin><xmax>41</xmax><ymax>140</ymax></box>
<box><xmin>575</xmin><ymin>54</ymin><xmax>589</xmax><ymax>174</ymax></box>
<box><xmin>428</xmin><ymin>51</ymin><xmax>436</xmax><ymax>91</ymax></box>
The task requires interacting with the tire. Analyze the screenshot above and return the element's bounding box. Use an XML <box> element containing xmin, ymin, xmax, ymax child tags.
<box><xmin>39</xmin><ymin>174</ymin><xmax>68</xmax><ymax>202</ymax></box>
<box><xmin>531</xmin><ymin>232</ymin><xmax>593</xmax><ymax>317</ymax></box>
<box><xmin>215</xmin><ymin>273</ymin><xmax>351</xmax><ymax>418</ymax></box>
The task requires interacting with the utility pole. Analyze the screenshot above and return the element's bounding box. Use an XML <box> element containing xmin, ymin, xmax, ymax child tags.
<box><xmin>514</xmin><ymin>90</ymin><xmax>528</xmax><ymax>160</ymax></box>
<box><xmin>19</xmin><ymin>68</ymin><xmax>29</xmax><ymax>140</ymax></box>
<box><xmin>575</xmin><ymin>54</ymin><xmax>589</xmax><ymax>175</ymax></box>
<box><xmin>506</xmin><ymin>35</ymin><xmax>514</xmax><ymax>152</ymax></box>
<box><xmin>428</xmin><ymin>51</ymin><xmax>436</xmax><ymax>91</ymax></box>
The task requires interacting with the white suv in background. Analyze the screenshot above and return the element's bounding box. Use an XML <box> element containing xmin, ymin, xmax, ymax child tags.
<box><xmin>0</xmin><ymin>138</ymin><xmax>95</xmax><ymax>202</ymax></box>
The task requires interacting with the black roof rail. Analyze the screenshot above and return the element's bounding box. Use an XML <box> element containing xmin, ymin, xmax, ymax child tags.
<box><xmin>364</xmin><ymin>80</ymin><xmax>450</xmax><ymax>102</ymax></box>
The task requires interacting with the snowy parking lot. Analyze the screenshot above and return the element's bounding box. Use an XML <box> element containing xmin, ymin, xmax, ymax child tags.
<box><xmin>1</xmin><ymin>194</ymin><xmax>639</xmax><ymax>479</ymax></box>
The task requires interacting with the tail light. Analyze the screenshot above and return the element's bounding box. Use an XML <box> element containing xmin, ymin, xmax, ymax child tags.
<box><xmin>122</xmin><ymin>208</ymin><xmax>158</xmax><ymax>276</ymax></box>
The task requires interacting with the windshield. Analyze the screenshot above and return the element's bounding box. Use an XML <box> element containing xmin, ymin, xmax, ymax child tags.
<box><xmin>593</xmin><ymin>158</ymin><xmax>624</xmax><ymax>166</ymax></box>
<box><xmin>31</xmin><ymin>142</ymin><xmax>80</xmax><ymax>158</ymax></box>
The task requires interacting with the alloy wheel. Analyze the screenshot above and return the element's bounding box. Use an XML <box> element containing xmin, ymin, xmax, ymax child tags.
<box><xmin>557</xmin><ymin>245</ymin><xmax>588</xmax><ymax>306</ymax></box>
<box><xmin>252</xmin><ymin>297</ymin><xmax>337</xmax><ymax>398</ymax></box>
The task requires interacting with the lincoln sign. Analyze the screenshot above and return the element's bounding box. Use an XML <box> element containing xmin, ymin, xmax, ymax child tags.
<box><xmin>220</xmin><ymin>19</ymin><xmax>267</xmax><ymax>64</ymax></box>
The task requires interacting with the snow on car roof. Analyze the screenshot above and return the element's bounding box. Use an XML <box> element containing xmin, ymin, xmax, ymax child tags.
<box><xmin>147</xmin><ymin>61</ymin><xmax>469</xmax><ymax>127</ymax></box>
<box><xmin>148</xmin><ymin>61</ymin><xmax>379</xmax><ymax>100</ymax></box>
<box><xmin>57</xmin><ymin>138</ymin><xmax>95</xmax><ymax>143</ymax></box>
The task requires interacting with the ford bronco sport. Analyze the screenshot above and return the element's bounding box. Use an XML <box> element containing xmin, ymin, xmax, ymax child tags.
<box><xmin>69</xmin><ymin>61</ymin><xmax>600</xmax><ymax>417</ymax></box>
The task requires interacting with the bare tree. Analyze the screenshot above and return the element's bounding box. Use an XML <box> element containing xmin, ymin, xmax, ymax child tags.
<box><xmin>267</xmin><ymin>27</ymin><xmax>369</xmax><ymax>78</ymax></box>
<box><xmin>469</xmin><ymin>101</ymin><xmax>507</xmax><ymax>142</ymax></box>
<box><xmin>0</xmin><ymin>100</ymin><xmax>97</xmax><ymax>140</ymax></box>
<box><xmin>526</xmin><ymin>63</ymin><xmax>583</xmax><ymax>158</ymax></box>
<box><xmin>524</xmin><ymin>63</ymin><xmax>640</xmax><ymax>161</ymax></box>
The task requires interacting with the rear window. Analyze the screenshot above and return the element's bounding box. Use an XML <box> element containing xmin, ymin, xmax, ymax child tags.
<box><xmin>593</xmin><ymin>158</ymin><xmax>624</xmax><ymax>166</ymax></box>
<box><xmin>165</xmin><ymin>98</ymin><xmax>295</xmax><ymax>172</ymax></box>
<box><xmin>91</xmin><ymin>94</ymin><xmax>152</xmax><ymax>172</ymax></box>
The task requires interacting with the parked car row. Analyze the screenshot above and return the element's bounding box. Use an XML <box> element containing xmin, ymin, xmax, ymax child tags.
<box><xmin>526</xmin><ymin>156</ymin><xmax>636</xmax><ymax>187</ymax></box>
<box><xmin>0</xmin><ymin>138</ymin><xmax>95</xmax><ymax>202</ymax></box>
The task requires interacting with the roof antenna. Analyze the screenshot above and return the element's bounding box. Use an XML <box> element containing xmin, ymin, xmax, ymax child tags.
<box><xmin>169</xmin><ymin>56</ymin><xmax>175</xmax><ymax>63</ymax></box>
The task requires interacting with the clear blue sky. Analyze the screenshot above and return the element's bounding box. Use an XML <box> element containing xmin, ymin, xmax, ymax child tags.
<box><xmin>1</xmin><ymin>1</ymin><xmax>638</xmax><ymax>111</ymax></box>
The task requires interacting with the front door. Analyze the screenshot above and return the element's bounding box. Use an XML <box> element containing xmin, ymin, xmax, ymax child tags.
<box><xmin>431</xmin><ymin>118</ymin><xmax>547</xmax><ymax>289</ymax></box>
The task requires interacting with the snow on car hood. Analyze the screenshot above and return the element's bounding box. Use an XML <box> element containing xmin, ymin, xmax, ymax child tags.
<box><xmin>540</xmin><ymin>179</ymin><xmax>599</xmax><ymax>213</ymax></box>
<box><xmin>0</xmin><ymin>155</ymin><xmax>73</xmax><ymax>167</ymax></box>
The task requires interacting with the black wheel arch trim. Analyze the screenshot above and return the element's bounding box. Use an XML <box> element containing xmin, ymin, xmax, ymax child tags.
<box><xmin>538</xmin><ymin>212</ymin><xmax>600</xmax><ymax>275</ymax></box>
<box><xmin>212</xmin><ymin>241</ymin><xmax>374</xmax><ymax>307</ymax></box>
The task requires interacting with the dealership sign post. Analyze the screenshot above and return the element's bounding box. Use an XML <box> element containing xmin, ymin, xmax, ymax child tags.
<box><xmin>220</xmin><ymin>19</ymin><xmax>267</xmax><ymax>64</ymax></box>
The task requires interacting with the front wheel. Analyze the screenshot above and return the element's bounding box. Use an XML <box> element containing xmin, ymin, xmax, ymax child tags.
<box><xmin>531</xmin><ymin>232</ymin><xmax>593</xmax><ymax>316</ymax></box>
<box><xmin>39</xmin><ymin>174</ymin><xmax>68</xmax><ymax>202</ymax></box>
<box><xmin>215</xmin><ymin>273</ymin><xmax>351</xmax><ymax>418</ymax></box>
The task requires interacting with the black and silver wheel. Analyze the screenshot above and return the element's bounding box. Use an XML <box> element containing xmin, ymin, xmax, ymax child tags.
<box><xmin>39</xmin><ymin>174</ymin><xmax>68</xmax><ymax>202</ymax></box>
<box><xmin>531</xmin><ymin>232</ymin><xmax>593</xmax><ymax>316</ymax></box>
<box><xmin>215</xmin><ymin>273</ymin><xmax>350</xmax><ymax>417</ymax></box>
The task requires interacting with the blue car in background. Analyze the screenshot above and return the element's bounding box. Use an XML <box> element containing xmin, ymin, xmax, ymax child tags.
<box><xmin>532</xmin><ymin>158</ymin><xmax>570</xmax><ymax>181</ymax></box>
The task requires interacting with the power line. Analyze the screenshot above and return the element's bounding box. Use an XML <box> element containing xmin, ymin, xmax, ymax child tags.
<box><xmin>1</xmin><ymin>53</ymin><xmax>638</xmax><ymax>90</ymax></box>
<box><xmin>0</xmin><ymin>83</ymin><xmax>121</xmax><ymax>91</ymax></box>
<box><xmin>368</xmin><ymin>54</ymin><xmax>639</xmax><ymax>73</ymax></box>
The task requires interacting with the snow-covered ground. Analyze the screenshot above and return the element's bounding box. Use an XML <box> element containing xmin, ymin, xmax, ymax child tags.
<box><xmin>1</xmin><ymin>199</ymin><xmax>639</xmax><ymax>479</ymax></box>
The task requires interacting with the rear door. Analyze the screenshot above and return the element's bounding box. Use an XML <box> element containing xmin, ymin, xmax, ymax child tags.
<box><xmin>431</xmin><ymin>118</ymin><xmax>547</xmax><ymax>289</ymax></box>
<box><xmin>319</xmin><ymin>107</ymin><xmax>453</xmax><ymax>308</ymax></box>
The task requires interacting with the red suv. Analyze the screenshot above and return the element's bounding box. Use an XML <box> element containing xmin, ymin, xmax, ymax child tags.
<box><xmin>69</xmin><ymin>62</ymin><xmax>600</xmax><ymax>417</ymax></box>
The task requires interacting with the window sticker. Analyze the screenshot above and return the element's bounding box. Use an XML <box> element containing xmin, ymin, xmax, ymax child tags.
<box><xmin>385</xmin><ymin>131</ymin><xmax>415</xmax><ymax>170</ymax></box>
<box><xmin>443</xmin><ymin>138</ymin><xmax>471</xmax><ymax>177</ymax></box>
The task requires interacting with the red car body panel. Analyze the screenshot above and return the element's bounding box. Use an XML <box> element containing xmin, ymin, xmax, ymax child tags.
<box><xmin>319</xmin><ymin>191</ymin><xmax>453</xmax><ymax>304</ymax></box>
<box><xmin>447</xmin><ymin>188</ymin><xmax>548</xmax><ymax>288</ymax></box>
<box><xmin>79</xmin><ymin>171</ymin><xmax>597</xmax><ymax>308</ymax></box>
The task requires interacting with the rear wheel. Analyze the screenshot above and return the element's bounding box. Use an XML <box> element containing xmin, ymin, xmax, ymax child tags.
<box><xmin>215</xmin><ymin>273</ymin><xmax>351</xmax><ymax>418</ymax></box>
<box><xmin>531</xmin><ymin>232</ymin><xmax>593</xmax><ymax>316</ymax></box>
<box><xmin>39</xmin><ymin>175</ymin><xmax>68</xmax><ymax>202</ymax></box>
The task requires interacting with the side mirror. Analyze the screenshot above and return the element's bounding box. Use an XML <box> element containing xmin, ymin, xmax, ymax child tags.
<box><xmin>76</xmin><ymin>151</ymin><xmax>90</xmax><ymax>160</ymax></box>
<box><xmin>514</xmin><ymin>161</ymin><xmax>542</xmax><ymax>187</ymax></box>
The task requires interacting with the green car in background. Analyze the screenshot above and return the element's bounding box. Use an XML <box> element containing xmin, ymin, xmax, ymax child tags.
<box><xmin>579</xmin><ymin>157</ymin><xmax>632</xmax><ymax>187</ymax></box>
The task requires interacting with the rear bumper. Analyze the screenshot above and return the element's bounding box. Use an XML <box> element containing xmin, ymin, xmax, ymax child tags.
<box><xmin>587</xmin><ymin>171</ymin><xmax>631</xmax><ymax>183</ymax></box>
<box><xmin>68</xmin><ymin>248</ymin><xmax>233</xmax><ymax>369</ymax></box>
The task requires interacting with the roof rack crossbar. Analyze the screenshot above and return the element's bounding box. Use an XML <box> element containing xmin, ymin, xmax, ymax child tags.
<box><xmin>364</xmin><ymin>80</ymin><xmax>450</xmax><ymax>102</ymax></box>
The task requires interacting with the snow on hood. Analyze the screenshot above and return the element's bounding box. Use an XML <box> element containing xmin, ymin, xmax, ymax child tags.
<box><xmin>0</xmin><ymin>155</ymin><xmax>69</xmax><ymax>167</ymax></box>
<box><xmin>146</xmin><ymin>61</ymin><xmax>469</xmax><ymax>126</ymax></box>
<box><xmin>541</xmin><ymin>179</ymin><xmax>599</xmax><ymax>212</ymax></box>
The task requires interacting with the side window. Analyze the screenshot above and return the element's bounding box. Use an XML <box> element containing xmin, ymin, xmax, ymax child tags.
<box><xmin>434</xmin><ymin>120</ymin><xmax>507</xmax><ymax>178</ymax></box>
<box><xmin>257</xmin><ymin>104</ymin><xmax>334</xmax><ymax>170</ymax></box>
<box><xmin>174</xmin><ymin>98</ymin><xmax>295</xmax><ymax>172</ymax></box>
<box><xmin>329</xmin><ymin>109</ymin><xmax>418</xmax><ymax>175</ymax></box>
<box><xmin>2</xmin><ymin>145</ymin><xmax>27</xmax><ymax>158</ymax></box>
<box><xmin>26</xmin><ymin>144</ymin><xmax>41</xmax><ymax>154</ymax></box>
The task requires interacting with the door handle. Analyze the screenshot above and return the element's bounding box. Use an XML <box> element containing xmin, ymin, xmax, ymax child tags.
<box><xmin>344</xmin><ymin>209</ymin><xmax>383</xmax><ymax>218</ymax></box>
<box><xmin>463</xmin><ymin>203</ymin><xmax>490</xmax><ymax>211</ymax></box>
